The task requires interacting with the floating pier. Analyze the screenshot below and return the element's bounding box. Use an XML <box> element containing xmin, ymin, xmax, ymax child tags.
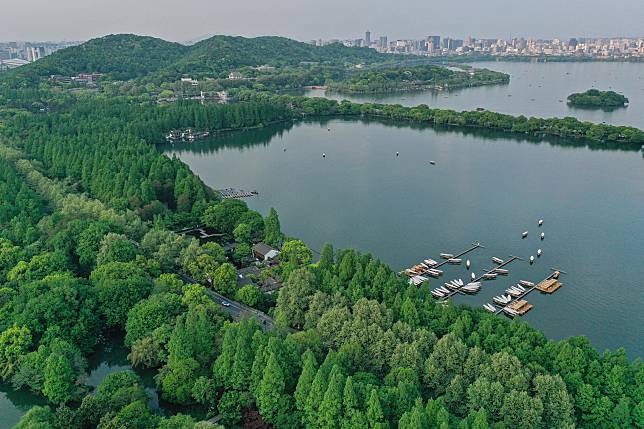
<box><xmin>491</xmin><ymin>270</ymin><xmax>564</xmax><ymax>316</ymax></box>
<box><xmin>218</xmin><ymin>188</ymin><xmax>259</xmax><ymax>199</ymax></box>
<box><xmin>438</xmin><ymin>255</ymin><xmax>521</xmax><ymax>301</ymax></box>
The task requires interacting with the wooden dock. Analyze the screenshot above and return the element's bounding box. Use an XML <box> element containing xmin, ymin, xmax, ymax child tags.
<box><xmin>404</xmin><ymin>242</ymin><xmax>483</xmax><ymax>277</ymax></box>
<box><xmin>493</xmin><ymin>270</ymin><xmax>563</xmax><ymax>316</ymax></box>
<box><xmin>536</xmin><ymin>276</ymin><xmax>562</xmax><ymax>293</ymax></box>
<box><xmin>438</xmin><ymin>255</ymin><xmax>521</xmax><ymax>301</ymax></box>
<box><xmin>218</xmin><ymin>188</ymin><xmax>258</xmax><ymax>199</ymax></box>
<box><xmin>506</xmin><ymin>299</ymin><xmax>533</xmax><ymax>315</ymax></box>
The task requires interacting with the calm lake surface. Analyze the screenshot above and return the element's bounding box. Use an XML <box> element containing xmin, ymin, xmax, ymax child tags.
<box><xmin>305</xmin><ymin>61</ymin><xmax>644</xmax><ymax>129</ymax></box>
<box><xmin>165</xmin><ymin>117</ymin><xmax>644</xmax><ymax>359</ymax></box>
<box><xmin>4</xmin><ymin>62</ymin><xmax>643</xmax><ymax>427</ymax></box>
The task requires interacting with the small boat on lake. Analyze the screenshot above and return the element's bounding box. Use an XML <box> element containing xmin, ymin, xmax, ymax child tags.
<box><xmin>538</xmin><ymin>219</ymin><xmax>544</xmax><ymax>226</ymax></box>
<box><xmin>519</xmin><ymin>280</ymin><xmax>534</xmax><ymax>287</ymax></box>
<box><xmin>530</xmin><ymin>256</ymin><xmax>535</xmax><ymax>264</ymax></box>
<box><xmin>492</xmin><ymin>257</ymin><xmax>504</xmax><ymax>265</ymax></box>
<box><xmin>447</xmin><ymin>258</ymin><xmax>462</xmax><ymax>264</ymax></box>
<box><xmin>522</xmin><ymin>231</ymin><xmax>529</xmax><ymax>238</ymax></box>
<box><xmin>424</xmin><ymin>259</ymin><xmax>438</xmax><ymax>267</ymax></box>
<box><xmin>494</xmin><ymin>268</ymin><xmax>509</xmax><ymax>275</ymax></box>
<box><xmin>537</xmin><ymin>249</ymin><xmax>542</xmax><ymax>257</ymax></box>
<box><xmin>483</xmin><ymin>303</ymin><xmax>497</xmax><ymax>313</ymax></box>
<box><xmin>429</xmin><ymin>161</ymin><xmax>436</xmax><ymax>165</ymax></box>
<box><xmin>440</xmin><ymin>253</ymin><xmax>454</xmax><ymax>259</ymax></box>
<box><xmin>541</xmin><ymin>232</ymin><xmax>545</xmax><ymax>240</ymax></box>
<box><xmin>466</xmin><ymin>259</ymin><xmax>471</xmax><ymax>269</ymax></box>
<box><xmin>483</xmin><ymin>273</ymin><xmax>498</xmax><ymax>280</ymax></box>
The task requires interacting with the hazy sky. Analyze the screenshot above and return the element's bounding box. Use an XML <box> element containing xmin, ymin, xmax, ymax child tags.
<box><xmin>2</xmin><ymin>0</ymin><xmax>643</xmax><ymax>42</ymax></box>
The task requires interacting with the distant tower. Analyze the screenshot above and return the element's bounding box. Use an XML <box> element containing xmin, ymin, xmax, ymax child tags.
<box><xmin>365</xmin><ymin>31</ymin><xmax>371</xmax><ymax>46</ymax></box>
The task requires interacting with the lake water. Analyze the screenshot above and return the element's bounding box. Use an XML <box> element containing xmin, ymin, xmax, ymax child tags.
<box><xmin>165</xmin><ymin>117</ymin><xmax>644</xmax><ymax>359</ymax></box>
<box><xmin>305</xmin><ymin>61</ymin><xmax>644</xmax><ymax>129</ymax></box>
<box><xmin>4</xmin><ymin>62</ymin><xmax>644</xmax><ymax>427</ymax></box>
<box><xmin>1</xmin><ymin>336</ymin><xmax>202</xmax><ymax>428</ymax></box>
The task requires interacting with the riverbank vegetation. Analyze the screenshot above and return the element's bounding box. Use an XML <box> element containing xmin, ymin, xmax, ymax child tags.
<box><xmin>238</xmin><ymin>91</ymin><xmax>644</xmax><ymax>145</ymax></box>
<box><xmin>0</xmin><ymin>34</ymin><xmax>642</xmax><ymax>429</ymax></box>
<box><xmin>567</xmin><ymin>89</ymin><xmax>629</xmax><ymax>108</ymax></box>
<box><xmin>327</xmin><ymin>65</ymin><xmax>509</xmax><ymax>93</ymax></box>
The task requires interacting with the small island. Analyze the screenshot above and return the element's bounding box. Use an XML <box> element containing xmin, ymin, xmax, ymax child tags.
<box><xmin>327</xmin><ymin>64</ymin><xmax>510</xmax><ymax>94</ymax></box>
<box><xmin>567</xmin><ymin>89</ymin><xmax>629</xmax><ymax>108</ymax></box>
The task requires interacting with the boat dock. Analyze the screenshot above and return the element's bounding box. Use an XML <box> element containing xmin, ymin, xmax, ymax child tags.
<box><xmin>403</xmin><ymin>242</ymin><xmax>483</xmax><ymax>278</ymax></box>
<box><xmin>437</xmin><ymin>255</ymin><xmax>521</xmax><ymax>301</ymax></box>
<box><xmin>492</xmin><ymin>270</ymin><xmax>563</xmax><ymax>316</ymax></box>
<box><xmin>218</xmin><ymin>188</ymin><xmax>259</xmax><ymax>199</ymax></box>
<box><xmin>536</xmin><ymin>277</ymin><xmax>562</xmax><ymax>293</ymax></box>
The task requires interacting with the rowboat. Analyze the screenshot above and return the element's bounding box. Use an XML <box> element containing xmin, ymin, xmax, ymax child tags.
<box><xmin>492</xmin><ymin>257</ymin><xmax>504</xmax><ymax>264</ymax></box>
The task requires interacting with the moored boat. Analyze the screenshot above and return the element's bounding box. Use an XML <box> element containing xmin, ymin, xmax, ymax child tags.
<box><xmin>466</xmin><ymin>259</ymin><xmax>471</xmax><ymax>269</ymax></box>
<box><xmin>494</xmin><ymin>268</ymin><xmax>509</xmax><ymax>275</ymax></box>
<box><xmin>519</xmin><ymin>280</ymin><xmax>534</xmax><ymax>287</ymax></box>
<box><xmin>522</xmin><ymin>231</ymin><xmax>529</xmax><ymax>238</ymax></box>
<box><xmin>447</xmin><ymin>258</ymin><xmax>462</xmax><ymax>264</ymax></box>
<box><xmin>537</xmin><ymin>249</ymin><xmax>542</xmax><ymax>257</ymax></box>
<box><xmin>440</xmin><ymin>253</ymin><xmax>454</xmax><ymax>259</ymax></box>
<box><xmin>540</xmin><ymin>232</ymin><xmax>545</xmax><ymax>240</ymax></box>
<box><xmin>483</xmin><ymin>273</ymin><xmax>498</xmax><ymax>280</ymax></box>
<box><xmin>492</xmin><ymin>257</ymin><xmax>504</xmax><ymax>264</ymax></box>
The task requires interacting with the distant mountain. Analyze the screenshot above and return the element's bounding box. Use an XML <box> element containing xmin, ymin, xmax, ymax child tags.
<box><xmin>9</xmin><ymin>34</ymin><xmax>189</xmax><ymax>82</ymax></box>
<box><xmin>6</xmin><ymin>34</ymin><xmax>387</xmax><ymax>83</ymax></box>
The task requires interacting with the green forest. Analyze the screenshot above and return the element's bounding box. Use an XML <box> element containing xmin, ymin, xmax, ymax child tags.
<box><xmin>567</xmin><ymin>89</ymin><xmax>629</xmax><ymax>108</ymax></box>
<box><xmin>327</xmin><ymin>65</ymin><xmax>509</xmax><ymax>93</ymax></box>
<box><xmin>0</xmin><ymin>34</ymin><xmax>642</xmax><ymax>429</ymax></box>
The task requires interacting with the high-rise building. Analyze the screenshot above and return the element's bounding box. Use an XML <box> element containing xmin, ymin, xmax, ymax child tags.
<box><xmin>427</xmin><ymin>36</ymin><xmax>440</xmax><ymax>51</ymax></box>
<box><xmin>379</xmin><ymin>36</ymin><xmax>388</xmax><ymax>49</ymax></box>
<box><xmin>365</xmin><ymin>31</ymin><xmax>371</xmax><ymax>46</ymax></box>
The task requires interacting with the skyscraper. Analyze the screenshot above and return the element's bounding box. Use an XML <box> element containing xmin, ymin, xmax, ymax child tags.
<box><xmin>365</xmin><ymin>31</ymin><xmax>371</xmax><ymax>46</ymax></box>
<box><xmin>379</xmin><ymin>36</ymin><xmax>388</xmax><ymax>49</ymax></box>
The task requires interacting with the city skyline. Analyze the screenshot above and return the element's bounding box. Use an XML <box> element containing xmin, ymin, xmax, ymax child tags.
<box><xmin>1</xmin><ymin>0</ymin><xmax>643</xmax><ymax>43</ymax></box>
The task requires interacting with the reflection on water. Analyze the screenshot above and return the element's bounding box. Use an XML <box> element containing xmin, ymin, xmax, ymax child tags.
<box><xmin>303</xmin><ymin>61</ymin><xmax>644</xmax><ymax>129</ymax></box>
<box><xmin>166</xmin><ymin>117</ymin><xmax>644</xmax><ymax>361</ymax></box>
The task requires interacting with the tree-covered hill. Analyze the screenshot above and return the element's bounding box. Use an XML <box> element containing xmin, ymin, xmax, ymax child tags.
<box><xmin>7</xmin><ymin>34</ymin><xmax>190</xmax><ymax>83</ymax></box>
<box><xmin>4</xmin><ymin>34</ymin><xmax>387</xmax><ymax>85</ymax></box>
<box><xmin>567</xmin><ymin>89</ymin><xmax>629</xmax><ymax>108</ymax></box>
<box><xmin>156</xmin><ymin>35</ymin><xmax>387</xmax><ymax>79</ymax></box>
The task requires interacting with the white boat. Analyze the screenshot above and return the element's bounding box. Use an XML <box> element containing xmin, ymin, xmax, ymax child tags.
<box><xmin>483</xmin><ymin>304</ymin><xmax>496</xmax><ymax>313</ymax></box>
<box><xmin>426</xmin><ymin>270</ymin><xmax>441</xmax><ymax>278</ymax></box>
<box><xmin>522</xmin><ymin>231</ymin><xmax>528</xmax><ymax>238</ymax></box>
<box><xmin>538</xmin><ymin>219</ymin><xmax>544</xmax><ymax>226</ymax></box>
<box><xmin>530</xmin><ymin>256</ymin><xmax>535</xmax><ymax>263</ymax></box>
<box><xmin>540</xmin><ymin>232</ymin><xmax>545</xmax><ymax>240</ymax></box>
<box><xmin>438</xmin><ymin>286</ymin><xmax>450</xmax><ymax>294</ymax></box>
<box><xmin>429</xmin><ymin>160</ymin><xmax>436</xmax><ymax>165</ymax></box>
<box><xmin>516</xmin><ymin>285</ymin><xmax>526</xmax><ymax>292</ymax></box>
<box><xmin>466</xmin><ymin>259</ymin><xmax>471</xmax><ymax>269</ymax></box>
<box><xmin>446</xmin><ymin>282</ymin><xmax>459</xmax><ymax>290</ymax></box>
<box><xmin>431</xmin><ymin>290</ymin><xmax>444</xmax><ymax>298</ymax></box>
<box><xmin>493</xmin><ymin>295</ymin><xmax>512</xmax><ymax>305</ymax></box>
<box><xmin>519</xmin><ymin>280</ymin><xmax>534</xmax><ymax>287</ymax></box>
<box><xmin>537</xmin><ymin>249</ymin><xmax>542</xmax><ymax>257</ymax></box>
<box><xmin>483</xmin><ymin>273</ymin><xmax>498</xmax><ymax>280</ymax></box>
<box><xmin>494</xmin><ymin>268</ymin><xmax>509</xmax><ymax>275</ymax></box>
<box><xmin>424</xmin><ymin>259</ymin><xmax>438</xmax><ymax>267</ymax></box>
<box><xmin>447</xmin><ymin>258</ymin><xmax>462</xmax><ymax>264</ymax></box>
<box><xmin>457</xmin><ymin>279</ymin><xmax>464</xmax><ymax>286</ymax></box>
<box><xmin>492</xmin><ymin>257</ymin><xmax>504</xmax><ymax>264</ymax></box>
<box><xmin>440</xmin><ymin>253</ymin><xmax>454</xmax><ymax>259</ymax></box>
<box><xmin>471</xmin><ymin>272</ymin><xmax>476</xmax><ymax>280</ymax></box>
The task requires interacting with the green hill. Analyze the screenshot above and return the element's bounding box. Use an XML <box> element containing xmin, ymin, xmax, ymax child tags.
<box><xmin>7</xmin><ymin>34</ymin><xmax>189</xmax><ymax>83</ymax></box>
<box><xmin>5</xmin><ymin>34</ymin><xmax>387</xmax><ymax>84</ymax></box>
<box><xmin>158</xmin><ymin>35</ymin><xmax>386</xmax><ymax>79</ymax></box>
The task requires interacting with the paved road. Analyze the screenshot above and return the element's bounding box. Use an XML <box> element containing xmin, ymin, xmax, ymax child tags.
<box><xmin>178</xmin><ymin>273</ymin><xmax>277</xmax><ymax>331</ymax></box>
